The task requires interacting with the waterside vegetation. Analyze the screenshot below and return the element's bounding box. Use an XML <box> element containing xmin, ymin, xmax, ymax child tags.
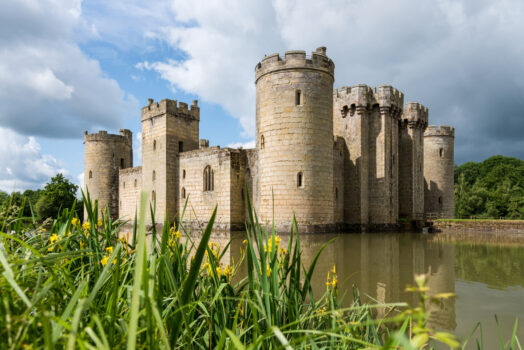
<box><xmin>0</xmin><ymin>190</ymin><xmax>520</xmax><ymax>349</ymax></box>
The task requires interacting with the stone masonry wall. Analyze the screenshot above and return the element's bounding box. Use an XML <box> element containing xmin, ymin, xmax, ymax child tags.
<box><xmin>179</xmin><ymin>147</ymin><xmax>245</xmax><ymax>232</ymax></box>
<box><xmin>84</xmin><ymin>129</ymin><xmax>133</xmax><ymax>219</ymax></box>
<box><xmin>256</xmin><ymin>47</ymin><xmax>335</xmax><ymax>232</ymax></box>
<box><xmin>424</xmin><ymin>126</ymin><xmax>455</xmax><ymax>219</ymax></box>
<box><xmin>119</xmin><ymin>166</ymin><xmax>142</xmax><ymax>222</ymax></box>
<box><xmin>399</xmin><ymin>103</ymin><xmax>428</xmax><ymax>221</ymax></box>
<box><xmin>333</xmin><ymin>136</ymin><xmax>345</xmax><ymax>223</ymax></box>
<box><xmin>141</xmin><ymin>99</ymin><xmax>199</xmax><ymax>224</ymax></box>
<box><xmin>333</xmin><ymin>85</ymin><xmax>403</xmax><ymax>226</ymax></box>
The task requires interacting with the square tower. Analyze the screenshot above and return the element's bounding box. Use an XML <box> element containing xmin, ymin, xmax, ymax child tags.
<box><xmin>141</xmin><ymin>98</ymin><xmax>199</xmax><ymax>224</ymax></box>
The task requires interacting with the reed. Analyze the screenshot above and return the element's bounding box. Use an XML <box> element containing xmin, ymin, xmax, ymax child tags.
<box><xmin>0</xmin><ymin>191</ymin><xmax>519</xmax><ymax>349</ymax></box>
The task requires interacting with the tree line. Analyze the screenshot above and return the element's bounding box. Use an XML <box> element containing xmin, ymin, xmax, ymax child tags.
<box><xmin>0</xmin><ymin>174</ymin><xmax>82</xmax><ymax>221</ymax></box>
<box><xmin>455</xmin><ymin>155</ymin><xmax>524</xmax><ymax>219</ymax></box>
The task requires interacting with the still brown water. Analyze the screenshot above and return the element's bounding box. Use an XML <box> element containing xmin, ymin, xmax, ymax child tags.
<box><xmin>209</xmin><ymin>231</ymin><xmax>524</xmax><ymax>348</ymax></box>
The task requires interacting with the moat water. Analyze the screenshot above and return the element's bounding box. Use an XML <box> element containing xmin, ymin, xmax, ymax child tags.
<box><xmin>207</xmin><ymin>231</ymin><xmax>524</xmax><ymax>348</ymax></box>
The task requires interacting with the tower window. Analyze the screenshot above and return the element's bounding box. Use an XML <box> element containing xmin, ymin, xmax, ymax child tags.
<box><xmin>153</xmin><ymin>140</ymin><xmax>157</xmax><ymax>151</ymax></box>
<box><xmin>295</xmin><ymin>90</ymin><xmax>302</xmax><ymax>106</ymax></box>
<box><xmin>297</xmin><ymin>172</ymin><xmax>303</xmax><ymax>188</ymax></box>
<box><xmin>203</xmin><ymin>165</ymin><xmax>214</xmax><ymax>191</ymax></box>
<box><xmin>179</xmin><ymin>141</ymin><xmax>184</xmax><ymax>152</ymax></box>
<box><xmin>182</xmin><ymin>187</ymin><xmax>186</xmax><ymax>198</ymax></box>
<box><xmin>152</xmin><ymin>170</ymin><xmax>156</xmax><ymax>181</ymax></box>
<box><xmin>123</xmin><ymin>182</ymin><xmax>125</xmax><ymax>189</ymax></box>
<box><xmin>120</xmin><ymin>158</ymin><xmax>125</xmax><ymax>169</ymax></box>
<box><xmin>183</xmin><ymin>169</ymin><xmax>186</xmax><ymax>179</ymax></box>
<box><xmin>439</xmin><ymin>148</ymin><xmax>444</xmax><ymax>158</ymax></box>
<box><xmin>89</xmin><ymin>170</ymin><xmax>92</xmax><ymax>179</ymax></box>
<box><xmin>260</xmin><ymin>135</ymin><xmax>265</xmax><ymax>149</ymax></box>
<box><xmin>341</xmin><ymin>105</ymin><xmax>349</xmax><ymax>118</ymax></box>
<box><xmin>335</xmin><ymin>187</ymin><xmax>338</xmax><ymax>200</ymax></box>
<box><xmin>134</xmin><ymin>179</ymin><xmax>137</xmax><ymax>187</ymax></box>
<box><xmin>438</xmin><ymin>196</ymin><xmax>443</xmax><ymax>204</ymax></box>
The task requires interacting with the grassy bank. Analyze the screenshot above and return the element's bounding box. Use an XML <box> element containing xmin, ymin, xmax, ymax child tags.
<box><xmin>0</xmin><ymin>192</ymin><xmax>520</xmax><ymax>349</ymax></box>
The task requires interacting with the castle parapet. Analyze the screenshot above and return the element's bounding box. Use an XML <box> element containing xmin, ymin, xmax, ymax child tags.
<box><xmin>402</xmin><ymin>102</ymin><xmax>428</xmax><ymax>128</ymax></box>
<box><xmin>141</xmin><ymin>98</ymin><xmax>200</xmax><ymax>121</ymax></box>
<box><xmin>333</xmin><ymin>84</ymin><xmax>375</xmax><ymax>110</ymax></box>
<box><xmin>84</xmin><ymin>130</ymin><xmax>129</xmax><ymax>143</ymax></box>
<box><xmin>255</xmin><ymin>47</ymin><xmax>334</xmax><ymax>83</ymax></box>
<box><xmin>375</xmin><ymin>85</ymin><xmax>404</xmax><ymax>111</ymax></box>
<box><xmin>425</xmin><ymin>125</ymin><xmax>454</xmax><ymax>137</ymax></box>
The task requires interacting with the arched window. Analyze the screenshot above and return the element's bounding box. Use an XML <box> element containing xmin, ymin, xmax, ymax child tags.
<box><xmin>295</xmin><ymin>90</ymin><xmax>302</xmax><ymax>105</ymax></box>
<box><xmin>153</xmin><ymin>140</ymin><xmax>157</xmax><ymax>151</ymax></box>
<box><xmin>89</xmin><ymin>170</ymin><xmax>92</xmax><ymax>179</ymax></box>
<box><xmin>152</xmin><ymin>170</ymin><xmax>156</xmax><ymax>181</ymax></box>
<box><xmin>183</xmin><ymin>169</ymin><xmax>186</xmax><ymax>179</ymax></box>
<box><xmin>182</xmin><ymin>187</ymin><xmax>186</xmax><ymax>198</ymax></box>
<box><xmin>134</xmin><ymin>179</ymin><xmax>137</xmax><ymax>187</ymax></box>
<box><xmin>203</xmin><ymin>165</ymin><xmax>214</xmax><ymax>191</ymax></box>
<box><xmin>297</xmin><ymin>172</ymin><xmax>303</xmax><ymax>188</ymax></box>
<box><xmin>120</xmin><ymin>158</ymin><xmax>125</xmax><ymax>169</ymax></box>
<box><xmin>260</xmin><ymin>135</ymin><xmax>265</xmax><ymax>149</ymax></box>
<box><xmin>439</xmin><ymin>148</ymin><xmax>444</xmax><ymax>158</ymax></box>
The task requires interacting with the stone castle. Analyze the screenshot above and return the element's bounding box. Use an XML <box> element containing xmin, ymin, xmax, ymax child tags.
<box><xmin>84</xmin><ymin>47</ymin><xmax>455</xmax><ymax>232</ymax></box>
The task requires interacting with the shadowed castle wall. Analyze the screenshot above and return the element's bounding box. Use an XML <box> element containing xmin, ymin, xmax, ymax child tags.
<box><xmin>84</xmin><ymin>129</ymin><xmax>133</xmax><ymax>219</ymax></box>
<box><xmin>255</xmin><ymin>47</ymin><xmax>335</xmax><ymax>232</ymax></box>
<box><xmin>333</xmin><ymin>85</ymin><xmax>403</xmax><ymax>228</ymax></box>
<box><xmin>424</xmin><ymin>126</ymin><xmax>455</xmax><ymax>219</ymax></box>
<box><xmin>399</xmin><ymin>103</ymin><xmax>428</xmax><ymax>221</ymax></box>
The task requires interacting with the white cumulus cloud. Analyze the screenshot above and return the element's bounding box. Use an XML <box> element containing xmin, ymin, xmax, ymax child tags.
<box><xmin>0</xmin><ymin>128</ymin><xmax>67</xmax><ymax>192</ymax></box>
<box><xmin>0</xmin><ymin>0</ymin><xmax>137</xmax><ymax>138</ymax></box>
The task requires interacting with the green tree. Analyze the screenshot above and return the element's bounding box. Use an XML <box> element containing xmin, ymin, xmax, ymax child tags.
<box><xmin>35</xmin><ymin>174</ymin><xmax>78</xmax><ymax>219</ymax></box>
<box><xmin>455</xmin><ymin>155</ymin><xmax>524</xmax><ymax>219</ymax></box>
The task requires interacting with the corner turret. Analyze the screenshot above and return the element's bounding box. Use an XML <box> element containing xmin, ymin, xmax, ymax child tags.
<box><xmin>84</xmin><ymin>129</ymin><xmax>133</xmax><ymax>219</ymax></box>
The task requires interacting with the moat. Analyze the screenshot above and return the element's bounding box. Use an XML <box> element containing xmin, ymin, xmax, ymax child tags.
<box><xmin>205</xmin><ymin>231</ymin><xmax>524</xmax><ymax>348</ymax></box>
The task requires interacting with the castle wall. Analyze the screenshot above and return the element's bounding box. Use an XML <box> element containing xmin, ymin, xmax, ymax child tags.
<box><xmin>333</xmin><ymin>137</ymin><xmax>345</xmax><ymax>223</ymax></box>
<box><xmin>424</xmin><ymin>126</ymin><xmax>455</xmax><ymax>219</ymax></box>
<box><xmin>244</xmin><ymin>149</ymin><xmax>258</xmax><ymax>219</ymax></box>
<box><xmin>333</xmin><ymin>85</ymin><xmax>403</xmax><ymax>227</ymax></box>
<box><xmin>119</xmin><ymin>166</ymin><xmax>142</xmax><ymax>222</ymax></box>
<box><xmin>399</xmin><ymin>103</ymin><xmax>428</xmax><ymax>221</ymax></box>
<box><xmin>256</xmin><ymin>48</ymin><xmax>335</xmax><ymax>233</ymax></box>
<box><xmin>141</xmin><ymin>99</ymin><xmax>199</xmax><ymax>224</ymax></box>
<box><xmin>179</xmin><ymin>147</ymin><xmax>246</xmax><ymax>232</ymax></box>
<box><xmin>84</xmin><ymin>129</ymin><xmax>133</xmax><ymax>219</ymax></box>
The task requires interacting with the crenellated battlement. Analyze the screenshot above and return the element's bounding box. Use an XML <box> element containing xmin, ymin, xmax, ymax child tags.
<box><xmin>374</xmin><ymin>85</ymin><xmax>404</xmax><ymax>109</ymax></box>
<box><xmin>425</xmin><ymin>125</ymin><xmax>455</xmax><ymax>137</ymax></box>
<box><xmin>402</xmin><ymin>102</ymin><xmax>428</xmax><ymax>127</ymax></box>
<box><xmin>141</xmin><ymin>98</ymin><xmax>200</xmax><ymax>121</ymax></box>
<box><xmin>84</xmin><ymin>130</ymin><xmax>129</xmax><ymax>143</ymax></box>
<box><xmin>333</xmin><ymin>84</ymin><xmax>375</xmax><ymax>108</ymax></box>
<box><xmin>255</xmin><ymin>47</ymin><xmax>334</xmax><ymax>83</ymax></box>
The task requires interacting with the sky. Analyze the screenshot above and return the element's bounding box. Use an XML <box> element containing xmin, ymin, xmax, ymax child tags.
<box><xmin>1</xmin><ymin>0</ymin><xmax>524</xmax><ymax>192</ymax></box>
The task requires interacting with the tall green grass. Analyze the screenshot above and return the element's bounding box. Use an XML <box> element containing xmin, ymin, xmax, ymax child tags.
<box><xmin>0</xmin><ymin>190</ymin><xmax>520</xmax><ymax>349</ymax></box>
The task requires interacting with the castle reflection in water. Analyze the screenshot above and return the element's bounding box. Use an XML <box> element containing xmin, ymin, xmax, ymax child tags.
<box><xmin>215</xmin><ymin>233</ymin><xmax>456</xmax><ymax>331</ymax></box>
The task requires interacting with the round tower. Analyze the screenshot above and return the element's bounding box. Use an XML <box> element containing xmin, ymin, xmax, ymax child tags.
<box><xmin>423</xmin><ymin>125</ymin><xmax>454</xmax><ymax>219</ymax></box>
<box><xmin>255</xmin><ymin>47</ymin><xmax>335</xmax><ymax>232</ymax></box>
<box><xmin>84</xmin><ymin>129</ymin><xmax>133</xmax><ymax>219</ymax></box>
